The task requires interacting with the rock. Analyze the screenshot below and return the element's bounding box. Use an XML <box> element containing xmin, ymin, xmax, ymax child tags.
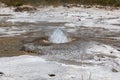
<box><xmin>0</xmin><ymin>72</ymin><xmax>4</xmax><ymax>76</ymax></box>
<box><xmin>63</xmin><ymin>4</ymin><xmax>92</xmax><ymax>8</ymax></box>
<box><xmin>48</xmin><ymin>74</ymin><xmax>56</xmax><ymax>77</ymax></box>
<box><xmin>0</xmin><ymin>2</ymin><xmax>7</xmax><ymax>7</ymax></box>
<box><xmin>84</xmin><ymin>5</ymin><xmax>92</xmax><ymax>8</ymax></box>
<box><xmin>63</xmin><ymin>4</ymin><xmax>81</xmax><ymax>8</ymax></box>
<box><xmin>14</xmin><ymin>5</ymin><xmax>37</xmax><ymax>12</ymax></box>
<box><xmin>63</xmin><ymin>4</ymin><xmax>72</xmax><ymax>8</ymax></box>
<box><xmin>95</xmin><ymin>5</ymin><xmax>104</xmax><ymax>9</ymax></box>
<box><xmin>112</xmin><ymin>68</ymin><xmax>119</xmax><ymax>72</ymax></box>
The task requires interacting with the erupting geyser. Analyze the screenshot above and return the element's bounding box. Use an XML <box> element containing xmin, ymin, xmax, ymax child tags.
<box><xmin>49</xmin><ymin>29</ymin><xmax>69</xmax><ymax>43</ymax></box>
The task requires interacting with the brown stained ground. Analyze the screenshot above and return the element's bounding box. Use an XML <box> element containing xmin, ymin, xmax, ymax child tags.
<box><xmin>0</xmin><ymin>37</ymin><xmax>36</xmax><ymax>57</ymax></box>
<box><xmin>0</xmin><ymin>36</ymin><xmax>119</xmax><ymax>57</ymax></box>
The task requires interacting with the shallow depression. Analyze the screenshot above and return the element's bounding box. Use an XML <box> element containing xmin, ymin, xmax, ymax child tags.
<box><xmin>22</xmin><ymin>27</ymin><xmax>120</xmax><ymax>71</ymax></box>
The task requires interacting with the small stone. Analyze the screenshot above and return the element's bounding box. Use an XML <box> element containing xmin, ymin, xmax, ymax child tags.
<box><xmin>48</xmin><ymin>74</ymin><xmax>56</xmax><ymax>77</ymax></box>
<box><xmin>112</xmin><ymin>68</ymin><xmax>119</xmax><ymax>72</ymax></box>
<box><xmin>14</xmin><ymin>5</ymin><xmax>37</xmax><ymax>12</ymax></box>
<box><xmin>0</xmin><ymin>72</ymin><xmax>4</xmax><ymax>76</ymax></box>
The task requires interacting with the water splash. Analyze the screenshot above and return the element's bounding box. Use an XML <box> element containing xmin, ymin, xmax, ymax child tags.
<box><xmin>49</xmin><ymin>29</ymin><xmax>69</xmax><ymax>43</ymax></box>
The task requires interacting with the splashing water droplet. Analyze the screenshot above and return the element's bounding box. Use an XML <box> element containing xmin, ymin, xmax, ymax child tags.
<box><xmin>49</xmin><ymin>29</ymin><xmax>69</xmax><ymax>43</ymax></box>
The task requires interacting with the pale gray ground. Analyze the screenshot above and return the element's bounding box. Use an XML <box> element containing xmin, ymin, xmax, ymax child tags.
<box><xmin>0</xmin><ymin>55</ymin><xmax>120</xmax><ymax>80</ymax></box>
<box><xmin>0</xmin><ymin>6</ymin><xmax>120</xmax><ymax>80</ymax></box>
